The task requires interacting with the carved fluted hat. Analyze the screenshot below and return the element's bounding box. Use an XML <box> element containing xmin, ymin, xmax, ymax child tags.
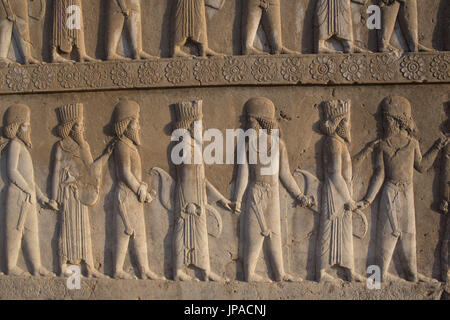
<box><xmin>244</xmin><ymin>97</ymin><xmax>276</xmax><ymax>120</ymax></box>
<box><xmin>381</xmin><ymin>95</ymin><xmax>416</xmax><ymax>131</ymax></box>
<box><xmin>56</xmin><ymin>103</ymin><xmax>83</xmax><ymax>124</ymax></box>
<box><xmin>173</xmin><ymin>100</ymin><xmax>203</xmax><ymax>129</ymax></box>
<box><xmin>3</xmin><ymin>104</ymin><xmax>30</xmax><ymax>127</ymax></box>
<box><xmin>321</xmin><ymin>100</ymin><xmax>350</xmax><ymax>121</ymax></box>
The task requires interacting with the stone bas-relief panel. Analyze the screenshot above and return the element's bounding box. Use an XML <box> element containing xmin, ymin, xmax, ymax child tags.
<box><xmin>0</xmin><ymin>84</ymin><xmax>448</xmax><ymax>299</ymax></box>
<box><xmin>0</xmin><ymin>0</ymin><xmax>448</xmax><ymax>300</ymax></box>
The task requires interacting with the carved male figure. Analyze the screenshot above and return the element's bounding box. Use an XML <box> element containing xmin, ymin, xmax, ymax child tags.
<box><xmin>2</xmin><ymin>104</ymin><xmax>52</xmax><ymax>276</ymax></box>
<box><xmin>105</xmin><ymin>0</ymin><xmax>155</xmax><ymax>60</ymax></box>
<box><xmin>233</xmin><ymin>97</ymin><xmax>314</xmax><ymax>282</ymax></box>
<box><xmin>378</xmin><ymin>0</ymin><xmax>433</xmax><ymax>52</ymax></box>
<box><xmin>242</xmin><ymin>0</ymin><xmax>298</xmax><ymax>55</ymax></box>
<box><xmin>439</xmin><ymin>117</ymin><xmax>450</xmax><ymax>283</ymax></box>
<box><xmin>171</xmin><ymin>100</ymin><xmax>232</xmax><ymax>282</ymax></box>
<box><xmin>172</xmin><ymin>0</ymin><xmax>224</xmax><ymax>57</ymax></box>
<box><xmin>315</xmin><ymin>0</ymin><xmax>368</xmax><ymax>53</ymax></box>
<box><xmin>316</xmin><ymin>100</ymin><xmax>365</xmax><ymax>283</ymax></box>
<box><xmin>52</xmin><ymin>0</ymin><xmax>96</xmax><ymax>62</ymax></box>
<box><xmin>109</xmin><ymin>99</ymin><xmax>162</xmax><ymax>280</ymax></box>
<box><xmin>0</xmin><ymin>0</ymin><xmax>40</xmax><ymax>64</ymax></box>
<box><xmin>49</xmin><ymin>103</ymin><xmax>111</xmax><ymax>278</ymax></box>
<box><xmin>358</xmin><ymin>96</ymin><xmax>447</xmax><ymax>282</ymax></box>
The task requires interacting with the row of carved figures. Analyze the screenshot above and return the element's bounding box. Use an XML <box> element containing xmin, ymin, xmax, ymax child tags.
<box><xmin>0</xmin><ymin>0</ymin><xmax>442</xmax><ymax>64</ymax></box>
<box><xmin>0</xmin><ymin>96</ymin><xmax>448</xmax><ymax>285</ymax></box>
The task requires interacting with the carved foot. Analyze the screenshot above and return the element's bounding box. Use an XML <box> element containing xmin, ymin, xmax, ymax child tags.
<box><xmin>32</xmin><ymin>267</ymin><xmax>53</xmax><ymax>277</ymax></box>
<box><xmin>173</xmin><ymin>270</ymin><xmax>193</xmax><ymax>281</ymax></box>
<box><xmin>87</xmin><ymin>268</ymin><xmax>108</xmax><ymax>279</ymax></box>
<box><xmin>318</xmin><ymin>45</ymin><xmax>339</xmax><ymax>54</ymax></box>
<box><xmin>279</xmin><ymin>47</ymin><xmax>300</xmax><ymax>55</ymax></box>
<box><xmin>246</xmin><ymin>273</ymin><xmax>272</xmax><ymax>283</ymax></box>
<box><xmin>173</xmin><ymin>47</ymin><xmax>194</xmax><ymax>58</ymax></box>
<box><xmin>382</xmin><ymin>272</ymin><xmax>406</xmax><ymax>283</ymax></box>
<box><xmin>113</xmin><ymin>270</ymin><xmax>135</xmax><ymax>280</ymax></box>
<box><xmin>106</xmin><ymin>53</ymin><xmax>131</xmax><ymax>61</ymax></box>
<box><xmin>205</xmin><ymin>271</ymin><xmax>226</xmax><ymax>282</ymax></box>
<box><xmin>8</xmin><ymin>266</ymin><xmax>27</xmax><ymax>277</ymax></box>
<box><xmin>52</xmin><ymin>52</ymin><xmax>72</xmax><ymax>64</ymax></box>
<box><xmin>379</xmin><ymin>43</ymin><xmax>401</xmax><ymax>55</ymax></box>
<box><xmin>141</xmin><ymin>269</ymin><xmax>165</xmax><ymax>280</ymax></box>
<box><xmin>25</xmin><ymin>56</ymin><xmax>41</xmax><ymax>65</ymax></box>
<box><xmin>417</xmin><ymin>273</ymin><xmax>439</xmax><ymax>284</ymax></box>
<box><xmin>80</xmin><ymin>55</ymin><xmax>99</xmax><ymax>63</ymax></box>
<box><xmin>348</xmin><ymin>44</ymin><xmax>371</xmax><ymax>54</ymax></box>
<box><xmin>243</xmin><ymin>46</ymin><xmax>269</xmax><ymax>56</ymax></box>
<box><xmin>348</xmin><ymin>272</ymin><xmax>366</xmax><ymax>283</ymax></box>
<box><xmin>136</xmin><ymin>51</ymin><xmax>158</xmax><ymax>60</ymax></box>
<box><xmin>418</xmin><ymin>44</ymin><xmax>435</xmax><ymax>52</ymax></box>
<box><xmin>277</xmin><ymin>273</ymin><xmax>303</xmax><ymax>282</ymax></box>
<box><xmin>201</xmin><ymin>47</ymin><xmax>224</xmax><ymax>57</ymax></box>
<box><xmin>0</xmin><ymin>57</ymin><xmax>16</xmax><ymax>64</ymax></box>
<box><xmin>318</xmin><ymin>271</ymin><xmax>341</xmax><ymax>284</ymax></box>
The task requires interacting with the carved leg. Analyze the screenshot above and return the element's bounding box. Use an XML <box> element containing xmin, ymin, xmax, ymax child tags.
<box><xmin>442</xmin><ymin>237</ymin><xmax>450</xmax><ymax>282</ymax></box>
<box><xmin>0</xmin><ymin>19</ymin><xmax>14</xmax><ymax>61</ymax></box>
<box><xmin>243</xmin><ymin>224</ymin><xmax>266</xmax><ymax>282</ymax></box>
<box><xmin>106</xmin><ymin>12</ymin><xmax>129</xmax><ymax>60</ymax></box>
<box><xmin>126</xmin><ymin>10</ymin><xmax>157</xmax><ymax>60</ymax></box>
<box><xmin>242</xmin><ymin>4</ymin><xmax>265</xmax><ymax>55</ymax></box>
<box><xmin>23</xmin><ymin>214</ymin><xmax>52</xmax><ymax>277</ymax></box>
<box><xmin>397</xmin><ymin>0</ymin><xmax>421</xmax><ymax>52</ymax></box>
<box><xmin>113</xmin><ymin>232</ymin><xmax>133</xmax><ymax>279</ymax></box>
<box><xmin>379</xmin><ymin>2</ymin><xmax>400</xmax><ymax>52</ymax></box>
<box><xmin>377</xmin><ymin>232</ymin><xmax>398</xmax><ymax>282</ymax></box>
<box><xmin>15</xmin><ymin>17</ymin><xmax>39</xmax><ymax>64</ymax></box>
<box><xmin>267</xmin><ymin>230</ymin><xmax>295</xmax><ymax>282</ymax></box>
<box><xmin>397</xmin><ymin>232</ymin><xmax>418</xmax><ymax>282</ymax></box>
<box><xmin>5</xmin><ymin>228</ymin><xmax>22</xmax><ymax>275</ymax></box>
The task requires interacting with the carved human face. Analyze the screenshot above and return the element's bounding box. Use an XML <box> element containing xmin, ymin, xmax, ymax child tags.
<box><xmin>70</xmin><ymin>119</ymin><xmax>86</xmax><ymax>145</ymax></box>
<box><xmin>336</xmin><ymin>117</ymin><xmax>351</xmax><ymax>143</ymax></box>
<box><xmin>125</xmin><ymin>116</ymin><xmax>141</xmax><ymax>146</ymax></box>
<box><xmin>383</xmin><ymin>115</ymin><xmax>400</xmax><ymax>137</ymax></box>
<box><xmin>18</xmin><ymin>121</ymin><xmax>32</xmax><ymax>148</ymax></box>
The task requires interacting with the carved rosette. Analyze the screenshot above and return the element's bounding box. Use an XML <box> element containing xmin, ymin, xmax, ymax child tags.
<box><xmin>111</xmin><ymin>63</ymin><xmax>134</xmax><ymax>87</ymax></box>
<box><xmin>251</xmin><ymin>58</ymin><xmax>277</xmax><ymax>82</ymax></box>
<box><xmin>281</xmin><ymin>57</ymin><xmax>305</xmax><ymax>82</ymax></box>
<box><xmin>369</xmin><ymin>54</ymin><xmax>396</xmax><ymax>81</ymax></box>
<box><xmin>430</xmin><ymin>54</ymin><xmax>450</xmax><ymax>81</ymax></box>
<box><xmin>6</xmin><ymin>66</ymin><xmax>30</xmax><ymax>91</ymax></box>
<box><xmin>222</xmin><ymin>58</ymin><xmax>247</xmax><ymax>83</ymax></box>
<box><xmin>165</xmin><ymin>60</ymin><xmax>189</xmax><ymax>84</ymax></box>
<box><xmin>310</xmin><ymin>56</ymin><xmax>336</xmax><ymax>82</ymax></box>
<box><xmin>57</xmin><ymin>65</ymin><xmax>81</xmax><ymax>89</ymax></box>
<box><xmin>32</xmin><ymin>65</ymin><xmax>54</xmax><ymax>90</ymax></box>
<box><xmin>400</xmin><ymin>55</ymin><xmax>425</xmax><ymax>81</ymax></box>
<box><xmin>138</xmin><ymin>61</ymin><xmax>163</xmax><ymax>85</ymax></box>
<box><xmin>340</xmin><ymin>56</ymin><xmax>366</xmax><ymax>82</ymax></box>
<box><xmin>84</xmin><ymin>64</ymin><xmax>108</xmax><ymax>88</ymax></box>
<box><xmin>194</xmin><ymin>60</ymin><xmax>220</xmax><ymax>84</ymax></box>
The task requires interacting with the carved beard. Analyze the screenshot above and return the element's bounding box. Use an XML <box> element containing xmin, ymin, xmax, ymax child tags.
<box><xmin>17</xmin><ymin>128</ymin><xmax>32</xmax><ymax>149</ymax></box>
<box><xmin>336</xmin><ymin>122</ymin><xmax>351</xmax><ymax>144</ymax></box>
<box><xmin>71</xmin><ymin>127</ymin><xmax>86</xmax><ymax>146</ymax></box>
<box><xmin>125</xmin><ymin>127</ymin><xmax>141</xmax><ymax>146</ymax></box>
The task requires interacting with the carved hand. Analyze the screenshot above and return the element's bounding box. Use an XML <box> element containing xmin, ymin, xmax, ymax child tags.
<box><xmin>296</xmin><ymin>194</ymin><xmax>315</xmax><ymax>208</ymax></box>
<box><xmin>368</xmin><ymin>139</ymin><xmax>381</xmax><ymax>151</ymax></box>
<box><xmin>344</xmin><ymin>200</ymin><xmax>357</xmax><ymax>211</ymax></box>
<box><xmin>230</xmin><ymin>201</ymin><xmax>241</xmax><ymax>215</ymax></box>
<box><xmin>356</xmin><ymin>199</ymin><xmax>371</xmax><ymax>210</ymax></box>
<box><xmin>435</xmin><ymin>136</ymin><xmax>449</xmax><ymax>151</ymax></box>
<box><xmin>218</xmin><ymin>198</ymin><xmax>233</xmax><ymax>212</ymax></box>
<box><xmin>38</xmin><ymin>195</ymin><xmax>50</xmax><ymax>208</ymax></box>
<box><xmin>440</xmin><ymin>200</ymin><xmax>449</xmax><ymax>214</ymax></box>
<box><xmin>47</xmin><ymin>199</ymin><xmax>60</xmax><ymax>211</ymax></box>
<box><xmin>137</xmin><ymin>183</ymin><xmax>148</xmax><ymax>203</ymax></box>
<box><xmin>144</xmin><ymin>189</ymin><xmax>157</xmax><ymax>204</ymax></box>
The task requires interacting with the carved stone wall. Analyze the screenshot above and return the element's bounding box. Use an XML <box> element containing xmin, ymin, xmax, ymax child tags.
<box><xmin>0</xmin><ymin>0</ymin><xmax>448</xmax><ymax>300</ymax></box>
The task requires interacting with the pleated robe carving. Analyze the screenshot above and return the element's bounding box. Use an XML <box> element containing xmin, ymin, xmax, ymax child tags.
<box><xmin>316</xmin><ymin>0</ymin><xmax>354</xmax><ymax>42</ymax></box>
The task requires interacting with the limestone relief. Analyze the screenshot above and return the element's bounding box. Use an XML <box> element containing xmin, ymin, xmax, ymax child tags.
<box><xmin>357</xmin><ymin>96</ymin><xmax>447</xmax><ymax>283</ymax></box>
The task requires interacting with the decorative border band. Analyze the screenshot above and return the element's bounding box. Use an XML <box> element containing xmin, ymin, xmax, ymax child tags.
<box><xmin>0</xmin><ymin>52</ymin><xmax>448</xmax><ymax>94</ymax></box>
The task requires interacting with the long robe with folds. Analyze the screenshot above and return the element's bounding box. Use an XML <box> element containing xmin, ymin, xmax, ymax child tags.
<box><xmin>318</xmin><ymin>136</ymin><xmax>354</xmax><ymax>270</ymax></box>
<box><xmin>316</xmin><ymin>0</ymin><xmax>353</xmax><ymax>41</ymax></box>
<box><xmin>53</xmin><ymin>0</ymin><xmax>83</xmax><ymax>53</ymax></box>
<box><xmin>174</xmin><ymin>0</ymin><xmax>208</xmax><ymax>45</ymax></box>
<box><xmin>53</xmin><ymin>138</ymin><xmax>95</xmax><ymax>266</ymax></box>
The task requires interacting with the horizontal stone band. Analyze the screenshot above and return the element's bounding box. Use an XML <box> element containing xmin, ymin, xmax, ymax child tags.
<box><xmin>0</xmin><ymin>52</ymin><xmax>448</xmax><ymax>94</ymax></box>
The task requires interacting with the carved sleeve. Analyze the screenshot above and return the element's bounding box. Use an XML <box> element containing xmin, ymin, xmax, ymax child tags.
<box><xmin>233</xmin><ymin>144</ymin><xmax>249</xmax><ymax>203</ymax></box>
<box><xmin>51</xmin><ymin>143</ymin><xmax>63</xmax><ymax>201</ymax></box>
<box><xmin>279</xmin><ymin>140</ymin><xmax>303</xmax><ymax>198</ymax></box>
<box><xmin>414</xmin><ymin>138</ymin><xmax>441</xmax><ymax>173</ymax></box>
<box><xmin>115</xmin><ymin>143</ymin><xmax>142</xmax><ymax>195</ymax></box>
<box><xmin>364</xmin><ymin>144</ymin><xmax>385</xmax><ymax>204</ymax></box>
<box><xmin>206</xmin><ymin>179</ymin><xmax>227</xmax><ymax>203</ymax></box>
<box><xmin>6</xmin><ymin>140</ymin><xmax>33</xmax><ymax>195</ymax></box>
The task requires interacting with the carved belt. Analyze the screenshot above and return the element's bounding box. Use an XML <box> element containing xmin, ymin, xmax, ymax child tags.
<box><xmin>386</xmin><ymin>179</ymin><xmax>412</xmax><ymax>190</ymax></box>
<box><xmin>259</xmin><ymin>0</ymin><xmax>269</xmax><ymax>10</ymax></box>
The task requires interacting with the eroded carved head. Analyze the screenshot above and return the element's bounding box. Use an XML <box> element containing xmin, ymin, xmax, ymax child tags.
<box><xmin>112</xmin><ymin>99</ymin><xmax>141</xmax><ymax>146</ymax></box>
<box><xmin>381</xmin><ymin>95</ymin><xmax>417</xmax><ymax>137</ymax></box>
<box><xmin>3</xmin><ymin>104</ymin><xmax>32</xmax><ymax>148</ymax></box>
<box><xmin>244</xmin><ymin>97</ymin><xmax>278</xmax><ymax>132</ymax></box>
